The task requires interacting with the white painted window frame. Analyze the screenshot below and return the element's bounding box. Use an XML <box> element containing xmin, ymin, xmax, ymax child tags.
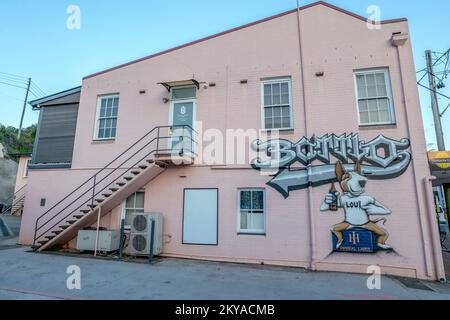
<box><xmin>354</xmin><ymin>68</ymin><xmax>396</xmax><ymax>126</ymax></box>
<box><xmin>93</xmin><ymin>94</ymin><xmax>120</xmax><ymax>141</ymax></box>
<box><xmin>237</xmin><ymin>188</ymin><xmax>266</xmax><ymax>235</ymax></box>
<box><xmin>120</xmin><ymin>189</ymin><xmax>145</xmax><ymax>229</ymax></box>
<box><xmin>260</xmin><ymin>78</ymin><xmax>293</xmax><ymax>131</ymax></box>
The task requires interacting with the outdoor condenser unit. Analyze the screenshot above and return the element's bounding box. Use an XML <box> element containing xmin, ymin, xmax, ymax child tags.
<box><xmin>76</xmin><ymin>230</ymin><xmax>120</xmax><ymax>252</ymax></box>
<box><xmin>130</xmin><ymin>213</ymin><xmax>163</xmax><ymax>256</ymax></box>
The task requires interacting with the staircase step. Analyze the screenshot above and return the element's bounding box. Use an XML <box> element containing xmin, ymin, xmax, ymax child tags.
<box><xmin>80</xmin><ymin>209</ymin><xmax>90</xmax><ymax>214</ymax></box>
<box><xmin>95</xmin><ymin>199</ymin><xmax>104</xmax><ymax>203</ymax></box>
<box><xmin>124</xmin><ymin>177</ymin><xmax>133</xmax><ymax>181</ymax></box>
<box><xmin>87</xmin><ymin>204</ymin><xmax>97</xmax><ymax>209</ymax></box>
<box><xmin>59</xmin><ymin>225</ymin><xmax>70</xmax><ymax>230</ymax></box>
<box><xmin>139</xmin><ymin>165</ymin><xmax>148</xmax><ymax>170</ymax></box>
<box><xmin>109</xmin><ymin>188</ymin><xmax>119</xmax><ymax>192</ymax></box>
<box><xmin>73</xmin><ymin>215</ymin><xmax>83</xmax><ymax>219</ymax></box>
<box><xmin>131</xmin><ymin>171</ymin><xmax>140</xmax><ymax>175</ymax></box>
<box><xmin>37</xmin><ymin>240</ymin><xmax>47</xmax><ymax>244</ymax></box>
<box><xmin>52</xmin><ymin>230</ymin><xmax>63</xmax><ymax>235</ymax></box>
<box><xmin>102</xmin><ymin>193</ymin><xmax>112</xmax><ymax>198</ymax></box>
<box><xmin>146</xmin><ymin>159</ymin><xmax>155</xmax><ymax>164</ymax></box>
<box><xmin>116</xmin><ymin>182</ymin><xmax>126</xmax><ymax>187</ymax></box>
<box><xmin>66</xmin><ymin>220</ymin><xmax>76</xmax><ymax>225</ymax></box>
<box><xmin>45</xmin><ymin>235</ymin><xmax>56</xmax><ymax>240</ymax></box>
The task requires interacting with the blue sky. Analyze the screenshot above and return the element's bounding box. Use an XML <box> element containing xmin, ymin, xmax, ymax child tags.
<box><xmin>0</xmin><ymin>0</ymin><xmax>449</xmax><ymax>149</ymax></box>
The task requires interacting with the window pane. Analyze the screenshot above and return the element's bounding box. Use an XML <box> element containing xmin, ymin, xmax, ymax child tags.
<box><xmin>356</xmin><ymin>75</ymin><xmax>367</xmax><ymax>98</ymax></box>
<box><xmin>273</xmin><ymin>117</ymin><xmax>282</xmax><ymax>128</ymax></box>
<box><xmin>110</xmin><ymin>128</ymin><xmax>117</xmax><ymax>138</ymax></box>
<box><xmin>358</xmin><ymin>100</ymin><xmax>368</xmax><ymax>112</ymax></box>
<box><xmin>282</xmin><ymin>106</ymin><xmax>290</xmax><ymax>117</ymax></box>
<box><xmin>251</xmin><ymin>212</ymin><xmax>264</xmax><ymax>231</ymax></box>
<box><xmin>106</xmin><ymin>107</ymin><xmax>113</xmax><ymax>117</ymax></box>
<box><xmin>366</xmin><ymin>73</ymin><xmax>377</xmax><ymax>97</ymax></box>
<box><xmin>264</xmin><ymin>118</ymin><xmax>272</xmax><ymax>129</ymax></box>
<box><xmin>101</xmin><ymin>99</ymin><xmax>107</xmax><ymax>108</ymax></box>
<box><xmin>172</xmin><ymin>87</ymin><xmax>196</xmax><ymax>100</ymax></box>
<box><xmin>107</xmin><ymin>98</ymin><xmax>113</xmax><ymax>108</ymax></box>
<box><xmin>240</xmin><ymin>212</ymin><xmax>248</xmax><ymax>229</ymax></box>
<box><xmin>99</xmin><ymin>119</ymin><xmax>106</xmax><ymax>129</ymax></box>
<box><xmin>240</xmin><ymin>191</ymin><xmax>251</xmax><ymax>210</ymax></box>
<box><xmin>113</xmin><ymin>97</ymin><xmax>119</xmax><ymax>107</ymax></box>
<box><xmin>273</xmin><ymin>107</ymin><xmax>281</xmax><ymax>117</ymax></box>
<box><xmin>359</xmin><ymin>111</ymin><xmax>369</xmax><ymax>124</ymax></box>
<box><xmin>281</xmin><ymin>83</ymin><xmax>289</xmax><ymax>104</ymax></box>
<box><xmin>376</xmin><ymin>73</ymin><xmax>387</xmax><ymax>96</ymax></box>
<box><xmin>272</xmin><ymin>83</ymin><xmax>281</xmax><ymax>105</ymax></box>
<box><xmin>100</xmin><ymin>106</ymin><xmax>106</xmax><ymax>118</ymax></box>
<box><xmin>264</xmin><ymin>84</ymin><xmax>272</xmax><ymax>106</ymax></box>
<box><xmin>135</xmin><ymin>192</ymin><xmax>145</xmax><ymax>208</ymax></box>
<box><xmin>252</xmin><ymin>191</ymin><xmax>264</xmax><ymax>210</ymax></box>
<box><xmin>264</xmin><ymin>107</ymin><xmax>272</xmax><ymax>118</ymax></box>
<box><xmin>98</xmin><ymin>129</ymin><xmax>105</xmax><ymax>139</ymax></box>
<box><xmin>282</xmin><ymin>117</ymin><xmax>291</xmax><ymax>128</ymax></box>
<box><xmin>368</xmin><ymin>99</ymin><xmax>378</xmax><ymax>112</ymax></box>
<box><xmin>112</xmin><ymin>106</ymin><xmax>118</xmax><ymax>117</ymax></box>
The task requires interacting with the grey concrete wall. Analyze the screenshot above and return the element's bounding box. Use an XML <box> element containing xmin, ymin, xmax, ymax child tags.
<box><xmin>0</xmin><ymin>158</ymin><xmax>18</xmax><ymax>205</ymax></box>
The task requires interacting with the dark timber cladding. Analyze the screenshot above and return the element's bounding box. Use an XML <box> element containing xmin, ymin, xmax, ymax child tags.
<box><xmin>30</xmin><ymin>88</ymin><xmax>81</xmax><ymax>166</ymax></box>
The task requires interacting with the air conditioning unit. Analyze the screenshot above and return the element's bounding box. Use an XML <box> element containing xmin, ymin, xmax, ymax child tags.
<box><xmin>76</xmin><ymin>230</ymin><xmax>120</xmax><ymax>252</ymax></box>
<box><xmin>130</xmin><ymin>213</ymin><xmax>163</xmax><ymax>256</ymax></box>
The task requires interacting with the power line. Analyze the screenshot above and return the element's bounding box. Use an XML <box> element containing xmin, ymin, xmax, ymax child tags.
<box><xmin>0</xmin><ymin>80</ymin><xmax>27</xmax><ymax>90</ymax></box>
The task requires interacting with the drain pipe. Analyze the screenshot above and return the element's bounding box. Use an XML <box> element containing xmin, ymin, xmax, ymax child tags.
<box><xmin>424</xmin><ymin>176</ymin><xmax>447</xmax><ymax>282</ymax></box>
<box><xmin>392</xmin><ymin>34</ymin><xmax>444</xmax><ymax>280</ymax></box>
<box><xmin>296</xmin><ymin>0</ymin><xmax>316</xmax><ymax>270</ymax></box>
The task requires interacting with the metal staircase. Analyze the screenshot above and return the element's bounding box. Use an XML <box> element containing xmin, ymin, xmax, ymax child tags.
<box><xmin>32</xmin><ymin>125</ymin><xmax>197</xmax><ymax>252</ymax></box>
<box><xmin>3</xmin><ymin>185</ymin><xmax>27</xmax><ymax>216</ymax></box>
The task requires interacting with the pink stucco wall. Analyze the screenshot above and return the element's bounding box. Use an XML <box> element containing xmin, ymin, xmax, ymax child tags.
<box><xmin>19</xmin><ymin>3</ymin><xmax>444</xmax><ymax>280</ymax></box>
<box><xmin>14</xmin><ymin>156</ymin><xmax>30</xmax><ymax>193</ymax></box>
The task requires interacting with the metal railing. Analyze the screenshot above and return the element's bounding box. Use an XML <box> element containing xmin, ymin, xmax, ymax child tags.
<box><xmin>33</xmin><ymin>125</ymin><xmax>198</xmax><ymax>248</ymax></box>
<box><xmin>3</xmin><ymin>184</ymin><xmax>27</xmax><ymax>215</ymax></box>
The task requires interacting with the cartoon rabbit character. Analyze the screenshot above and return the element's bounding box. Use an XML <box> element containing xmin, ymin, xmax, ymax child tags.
<box><xmin>320</xmin><ymin>161</ymin><xmax>392</xmax><ymax>251</ymax></box>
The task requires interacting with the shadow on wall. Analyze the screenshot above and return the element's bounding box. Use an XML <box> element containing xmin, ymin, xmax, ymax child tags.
<box><xmin>0</xmin><ymin>158</ymin><xmax>18</xmax><ymax>205</ymax></box>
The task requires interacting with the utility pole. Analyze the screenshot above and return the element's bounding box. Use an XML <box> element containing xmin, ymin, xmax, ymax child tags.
<box><xmin>426</xmin><ymin>50</ymin><xmax>446</xmax><ymax>151</ymax></box>
<box><xmin>18</xmin><ymin>77</ymin><xmax>31</xmax><ymax>140</ymax></box>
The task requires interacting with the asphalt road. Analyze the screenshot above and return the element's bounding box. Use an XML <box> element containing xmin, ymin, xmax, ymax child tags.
<box><xmin>1</xmin><ymin>247</ymin><xmax>450</xmax><ymax>300</ymax></box>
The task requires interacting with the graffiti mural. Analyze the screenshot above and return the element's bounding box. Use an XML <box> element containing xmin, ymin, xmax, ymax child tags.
<box><xmin>320</xmin><ymin>161</ymin><xmax>392</xmax><ymax>252</ymax></box>
<box><xmin>252</xmin><ymin>133</ymin><xmax>412</xmax><ymax>253</ymax></box>
<box><xmin>251</xmin><ymin>134</ymin><xmax>411</xmax><ymax>198</ymax></box>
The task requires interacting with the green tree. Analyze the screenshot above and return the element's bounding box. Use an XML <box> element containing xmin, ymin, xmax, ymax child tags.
<box><xmin>0</xmin><ymin>124</ymin><xmax>36</xmax><ymax>157</ymax></box>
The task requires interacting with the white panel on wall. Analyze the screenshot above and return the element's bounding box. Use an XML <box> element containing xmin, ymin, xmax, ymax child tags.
<box><xmin>183</xmin><ymin>189</ymin><xmax>218</xmax><ymax>245</ymax></box>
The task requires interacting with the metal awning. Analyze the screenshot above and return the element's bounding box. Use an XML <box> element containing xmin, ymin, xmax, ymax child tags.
<box><xmin>158</xmin><ymin>79</ymin><xmax>200</xmax><ymax>92</ymax></box>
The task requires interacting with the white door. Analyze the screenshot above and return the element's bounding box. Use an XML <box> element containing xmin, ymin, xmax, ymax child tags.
<box><xmin>183</xmin><ymin>189</ymin><xmax>218</xmax><ymax>245</ymax></box>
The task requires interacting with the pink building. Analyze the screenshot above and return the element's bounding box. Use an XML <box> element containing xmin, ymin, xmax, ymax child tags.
<box><xmin>19</xmin><ymin>1</ymin><xmax>445</xmax><ymax>281</ymax></box>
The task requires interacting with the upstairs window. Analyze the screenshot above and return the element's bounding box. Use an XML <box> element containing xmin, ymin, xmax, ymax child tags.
<box><xmin>354</xmin><ymin>69</ymin><xmax>395</xmax><ymax>126</ymax></box>
<box><xmin>95</xmin><ymin>95</ymin><xmax>119</xmax><ymax>140</ymax></box>
<box><xmin>262</xmin><ymin>78</ymin><xmax>293</xmax><ymax>130</ymax></box>
<box><xmin>121</xmin><ymin>190</ymin><xmax>145</xmax><ymax>227</ymax></box>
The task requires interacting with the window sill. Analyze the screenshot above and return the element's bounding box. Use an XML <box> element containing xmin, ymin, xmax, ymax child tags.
<box><xmin>92</xmin><ymin>139</ymin><xmax>116</xmax><ymax>144</ymax></box>
<box><xmin>359</xmin><ymin>123</ymin><xmax>397</xmax><ymax>130</ymax></box>
<box><xmin>237</xmin><ymin>232</ymin><xmax>266</xmax><ymax>236</ymax></box>
<box><xmin>260</xmin><ymin>128</ymin><xmax>294</xmax><ymax>133</ymax></box>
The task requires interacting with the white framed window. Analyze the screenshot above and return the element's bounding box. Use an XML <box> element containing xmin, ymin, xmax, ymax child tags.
<box><xmin>354</xmin><ymin>69</ymin><xmax>395</xmax><ymax>126</ymax></box>
<box><xmin>261</xmin><ymin>78</ymin><xmax>293</xmax><ymax>130</ymax></box>
<box><xmin>238</xmin><ymin>189</ymin><xmax>266</xmax><ymax>235</ymax></box>
<box><xmin>94</xmin><ymin>94</ymin><xmax>119</xmax><ymax>140</ymax></box>
<box><xmin>120</xmin><ymin>190</ymin><xmax>145</xmax><ymax>228</ymax></box>
<box><xmin>23</xmin><ymin>159</ymin><xmax>30</xmax><ymax>178</ymax></box>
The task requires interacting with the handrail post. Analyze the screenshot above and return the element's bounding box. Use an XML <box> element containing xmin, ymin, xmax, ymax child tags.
<box><xmin>157</xmin><ymin>127</ymin><xmax>160</xmax><ymax>154</ymax></box>
<box><xmin>33</xmin><ymin>220</ymin><xmax>38</xmax><ymax>249</ymax></box>
<box><xmin>91</xmin><ymin>176</ymin><xmax>96</xmax><ymax>209</ymax></box>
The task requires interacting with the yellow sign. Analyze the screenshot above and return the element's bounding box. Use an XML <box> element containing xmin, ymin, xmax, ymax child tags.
<box><xmin>428</xmin><ymin>151</ymin><xmax>450</xmax><ymax>170</ymax></box>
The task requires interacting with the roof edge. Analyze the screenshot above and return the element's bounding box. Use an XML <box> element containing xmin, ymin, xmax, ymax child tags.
<box><xmin>29</xmin><ymin>86</ymin><xmax>82</xmax><ymax>108</ymax></box>
<box><xmin>83</xmin><ymin>1</ymin><xmax>408</xmax><ymax>80</ymax></box>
